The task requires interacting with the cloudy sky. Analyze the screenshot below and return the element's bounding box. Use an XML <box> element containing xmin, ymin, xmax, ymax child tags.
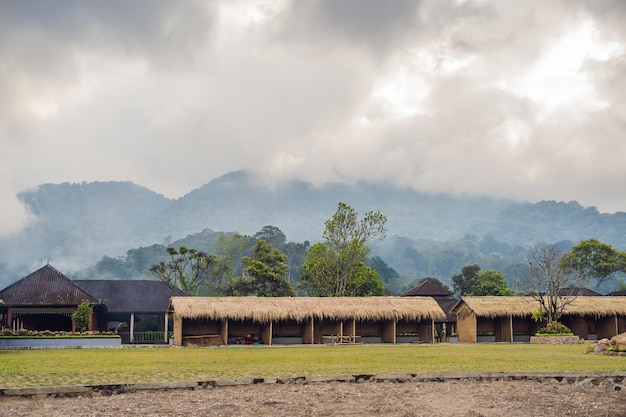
<box><xmin>2</xmin><ymin>0</ymin><xmax>626</xmax><ymax>236</ymax></box>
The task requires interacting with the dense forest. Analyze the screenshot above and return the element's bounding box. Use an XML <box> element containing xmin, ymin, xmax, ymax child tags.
<box><xmin>1</xmin><ymin>170</ymin><xmax>626</xmax><ymax>293</ymax></box>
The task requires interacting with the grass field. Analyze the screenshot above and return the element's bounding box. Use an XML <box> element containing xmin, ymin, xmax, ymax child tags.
<box><xmin>0</xmin><ymin>343</ymin><xmax>624</xmax><ymax>389</ymax></box>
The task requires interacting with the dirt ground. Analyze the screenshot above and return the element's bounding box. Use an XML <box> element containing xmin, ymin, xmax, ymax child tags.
<box><xmin>1</xmin><ymin>380</ymin><xmax>625</xmax><ymax>417</ymax></box>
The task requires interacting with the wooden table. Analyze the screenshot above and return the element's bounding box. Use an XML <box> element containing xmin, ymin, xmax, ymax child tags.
<box><xmin>323</xmin><ymin>335</ymin><xmax>361</xmax><ymax>345</ymax></box>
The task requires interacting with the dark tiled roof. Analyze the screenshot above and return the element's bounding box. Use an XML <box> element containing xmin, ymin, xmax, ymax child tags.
<box><xmin>606</xmin><ymin>290</ymin><xmax>626</xmax><ymax>296</ymax></box>
<box><xmin>436</xmin><ymin>297</ymin><xmax>459</xmax><ymax>322</ymax></box>
<box><xmin>401</xmin><ymin>277</ymin><xmax>453</xmax><ymax>297</ymax></box>
<box><xmin>0</xmin><ymin>264</ymin><xmax>97</xmax><ymax>306</ymax></box>
<box><xmin>73</xmin><ymin>280</ymin><xmax>186</xmax><ymax>313</ymax></box>
<box><xmin>557</xmin><ymin>287</ymin><xmax>601</xmax><ymax>296</ymax></box>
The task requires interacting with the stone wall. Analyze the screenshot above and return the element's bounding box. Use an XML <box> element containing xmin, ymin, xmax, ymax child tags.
<box><xmin>530</xmin><ymin>335</ymin><xmax>582</xmax><ymax>344</ymax></box>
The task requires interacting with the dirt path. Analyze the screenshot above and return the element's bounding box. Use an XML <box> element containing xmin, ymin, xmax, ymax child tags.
<box><xmin>1</xmin><ymin>380</ymin><xmax>625</xmax><ymax>417</ymax></box>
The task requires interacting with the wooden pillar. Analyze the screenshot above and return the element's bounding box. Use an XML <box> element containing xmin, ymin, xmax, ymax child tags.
<box><xmin>173</xmin><ymin>314</ymin><xmax>183</xmax><ymax>346</ymax></box>
<box><xmin>164</xmin><ymin>313</ymin><xmax>169</xmax><ymax>343</ymax></box>
<box><xmin>381</xmin><ymin>319</ymin><xmax>396</xmax><ymax>343</ymax></box>
<box><xmin>220</xmin><ymin>319</ymin><xmax>229</xmax><ymax>345</ymax></box>
<box><xmin>262</xmin><ymin>322</ymin><xmax>273</xmax><ymax>346</ymax></box>
<box><xmin>302</xmin><ymin>317</ymin><xmax>314</xmax><ymax>344</ymax></box>
<box><xmin>130</xmin><ymin>313</ymin><xmax>135</xmax><ymax>343</ymax></box>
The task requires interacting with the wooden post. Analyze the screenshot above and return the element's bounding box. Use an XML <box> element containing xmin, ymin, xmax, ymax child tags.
<box><xmin>173</xmin><ymin>314</ymin><xmax>183</xmax><ymax>346</ymax></box>
<box><xmin>220</xmin><ymin>319</ymin><xmax>229</xmax><ymax>345</ymax></box>
<box><xmin>130</xmin><ymin>313</ymin><xmax>135</xmax><ymax>343</ymax></box>
<box><xmin>164</xmin><ymin>313</ymin><xmax>169</xmax><ymax>343</ymax></box>
<box><xmin>382</xmin><ymin>319</ymin><xmax>396</xmax><ymax>343</ymax></box>
<box><xmin>302</xmin><ymin>317</ymin><xmax>314</xmax><ymax>344</ymax></box>
<box><xmin>262</xmin><ymin>322</ymin><xmax>273</xmax><ymax>346</ymax></box>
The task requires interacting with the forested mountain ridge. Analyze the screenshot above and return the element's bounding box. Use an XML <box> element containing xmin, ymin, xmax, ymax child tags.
<box><xmin>1</xmin><ymin>170</ymin><xmax>626</xmax><ymax>290</ymax></box>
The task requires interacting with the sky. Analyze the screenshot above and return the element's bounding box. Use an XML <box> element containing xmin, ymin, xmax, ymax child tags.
<box><xmin>2</xmin><ymin>0</ymin><xmax>626</xmax><ymax>237</ymax></box>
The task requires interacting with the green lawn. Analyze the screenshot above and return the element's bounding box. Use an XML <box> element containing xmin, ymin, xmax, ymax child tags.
<box><xmin>0</xmin><ymin>344</ymin><xmax>624</xmax><ymax>389</ymax></box>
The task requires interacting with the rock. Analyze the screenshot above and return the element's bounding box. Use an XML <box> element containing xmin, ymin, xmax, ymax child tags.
<box><xmin>610</xmin><ymin>333</ymin><xmax>626</xmax><ymax>351</ymax></box>
<box><xmin>593</xmin><ymin>338</ymin><xmax>610</xmax><ymax>354</ymax></box>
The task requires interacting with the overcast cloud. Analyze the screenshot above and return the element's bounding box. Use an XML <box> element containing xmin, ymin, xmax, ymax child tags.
<box><xmin>1</xmin><ymin>0</ymin><xmax>626</xmax><ymax>236</ymax></box>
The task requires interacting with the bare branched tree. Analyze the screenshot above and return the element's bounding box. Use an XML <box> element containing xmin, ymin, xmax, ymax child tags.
<box><xmin>517</xmin><ymin>244</ymin><xmax>586</xmax><ymax>324</ymax></box>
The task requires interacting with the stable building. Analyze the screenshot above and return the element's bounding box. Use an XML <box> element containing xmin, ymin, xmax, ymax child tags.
<box><xmin>168</xmin><ymin>296</ymin><xmax>446</xmax><ymax>346</ymax></box>
<box><xmin>453</xmin><ymin>296</ymin><xmax>626</xmax><ymax>343</ymax></box>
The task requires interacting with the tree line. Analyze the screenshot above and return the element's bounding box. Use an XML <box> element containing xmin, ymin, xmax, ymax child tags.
<box><xmin>148</xmin><ymin>202</ymin><xmax>389</xmax><ymax>297</ymax></box>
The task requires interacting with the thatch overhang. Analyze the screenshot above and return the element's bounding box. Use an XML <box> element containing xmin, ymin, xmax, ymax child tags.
<box><xmin>454</xmin><ymin>296</ymin><xmax>626</xmax><ymax>319</ymax></box>
<box><xmin>169</xmin><ymin>296</ymin><xmax>446</xmax><ymax>323</ymax></box>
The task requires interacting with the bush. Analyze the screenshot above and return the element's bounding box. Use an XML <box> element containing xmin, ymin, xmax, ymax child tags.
<box><xmin>536</xmin><ymin>322</ymin><xmax>574</xmax><ymax>336</ymax></box>
<box><xmin>72</xmin><ymin>300</ymin><xmax>93</xmax><ymax>332</ymax></box>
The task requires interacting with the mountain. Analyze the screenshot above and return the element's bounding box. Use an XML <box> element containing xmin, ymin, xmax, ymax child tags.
<box><xmin>2</xmin><ymin>170</ymin><xmax>626</xmax><ymax>287</ymax></box>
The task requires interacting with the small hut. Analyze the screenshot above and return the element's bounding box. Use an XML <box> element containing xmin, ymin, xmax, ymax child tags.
<box><xmin>168</xmin><ymin>296</ymin><xmax>446</xmax><ymax>346</ymax></box>
<box><xmin>454</xmin><ymin>296</ymin><xmax>626</xmax><ymax>343</ymax></box>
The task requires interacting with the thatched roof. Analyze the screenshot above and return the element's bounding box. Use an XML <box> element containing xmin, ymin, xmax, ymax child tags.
<box><xmin>454</xmin><ymin>296</ymin><xmax>626</xmax><ymax>319</ymax></box>
<box><xmin>169</xmin><ymin>296</ymin><xmax>446</xmax><ymax>323</ymax></box>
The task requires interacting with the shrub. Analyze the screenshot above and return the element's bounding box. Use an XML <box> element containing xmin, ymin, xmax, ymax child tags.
<box><xmin>72</xmin><ymin>300</ymin><xmax>93</xmax><ymax>332</ymax></box>
<box><xmin>536</xmin><ymin>321</ymin><xmax>574</xmax><ymax>336</ymax></box>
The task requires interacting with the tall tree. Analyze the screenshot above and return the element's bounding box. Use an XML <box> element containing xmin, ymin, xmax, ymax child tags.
<box><xmin>561</xmin><ymin>238</ymin><xmax>626</xmax><ymax>286</ymax></box>
<box><xmin>149</xmin><ymin>246</ymin><xmax>216</xmax><ymax>295</ymax></box>
<box><xmin>451</xmin><ymin>264</ymin><xmax>481</xmax><ymax>296</ymax></box>
<box><xmin>300</xmin><ymin>202</ymin><xmax>387</xmax><ymax>296</ymax></box>
<box><xmin>469</xmin><ymin>269</ymin><xmax>515</xmax><ymax>296</ymax></box>
<box><xmin>209</xmin><ymin>233</ymin><xmax>251</xmax><ymax>292</ymax></box>
<box><xmin>253</xmin><ymin>226</ymin><xmax>287</xmax><ymax>249</ymax></box>
<box><xmin>517</xmin><ymin>244</ymin><xmax>585</xmax><ymax>324</ymax></box>
<box><xmin>224</xmin><ymin>239</ymin><xmax>295</xmax><ymax>297</ymax></box>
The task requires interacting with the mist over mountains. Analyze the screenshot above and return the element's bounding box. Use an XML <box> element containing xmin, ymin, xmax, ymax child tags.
<box><xmin>2</xmin><ymin>170</ymin><xmax>626</xmax><ymax>289</ymax></box>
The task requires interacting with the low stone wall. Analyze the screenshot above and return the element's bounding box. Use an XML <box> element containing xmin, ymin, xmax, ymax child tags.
<box><xmin>0</xmin><ymin>337</ymin><xmax>121</xmax><ymax>348</ymax></box>
<box><xmin>530</xmin><ymin>335</ymin><xmax>582</xmax><ymax>344</ymax></box>
<box><xmin>1</xmin><ymin>372</ymin><xmax>624</xmax><ymax>399</ymax></box>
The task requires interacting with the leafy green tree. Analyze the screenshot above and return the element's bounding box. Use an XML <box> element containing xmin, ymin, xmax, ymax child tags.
<box><xmin>253</xmin><ymin>226</ymin><xmax>287</xmax><ymax>249</ymax></box>
<box><xmin>224</xmin><ymin>239</ymin><xmax>295</xmax><ymax>297</ymax></box>
<box><xmin>209</xmin><ymin>233</ymin><xmax>251</xmax><ymax>292</ymax></box>
<box><xmin>561</xmin><ymin>238</ymin><xmax>626</xmax><ymax>286</ymax></box>
<box><xmin>469</xmin><ymin>269</ymin><xmax>515</xmax><ymax>296</ymax></box>
<box><xmin>149</xmin><ymin>246</ymin><xmax>216</xmax><ymax>295</ymax></box>
<box><xmin>300</xmin><ymin>202</ymin><xmax>387</xmax><ymax>296</ymax></box>
<box><xmin>283</xmin><ymin>240</ymin><xmax>310</xmax><ymax>286</ymax></box>
<box><xmin>72</xmin><ymin>300</ymin><xmax>92</xmax><ymax>332</ymax></box>
<box><xmin>451</xmin><ymin>264</ymin><xmax>481</xmax><ymax>296</ymax></box>
<box><xmin>351</xmin><ymin>263</ymin><xmax>386</xmax><ymax>296</ymax></box>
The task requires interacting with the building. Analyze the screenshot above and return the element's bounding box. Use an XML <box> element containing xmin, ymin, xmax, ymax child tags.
<box><xmin>74</xmin><ymin>279</ymin><xmax>186</xmax><ymax>343</ymax></box>
<box><xmin>168</xmin><ymin>296</ymin><xmax>446</xmax><ymax>346</ymax></box>
<box><xmin>401</xmin><ymin>277</ymin><xmax>458</xmax><ymax>340</ymax></box>
<box><xmin>0</xmin><ymin>264</ymin><xmax>185</xmax><ymax>343</ymax></box>
<box><xmin>453</xmin><ymin>296</ymin><xmax>626</xmax><ymax>343</ymax></box>
<box><xmin>0</xmin><ymin>264</ymin><xmax>103</xmax><ymax>332</ymax></box>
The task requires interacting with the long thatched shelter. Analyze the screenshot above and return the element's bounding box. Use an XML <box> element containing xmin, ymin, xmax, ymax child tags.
<box><xmin>168</xmin><ymin>297</ymin><xmax>446</xmax><ymax>346</ymax></box>
<box><xmin>453</xmin><ymin>296</ymin><xmax>626</xmax><ymax>343</ymax></box>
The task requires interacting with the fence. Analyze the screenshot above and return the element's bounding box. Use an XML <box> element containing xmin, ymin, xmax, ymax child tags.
<box><xmin>118</xmin><ymin>331</ymin><xmax>173</xmax><ymax>344</ymax></box>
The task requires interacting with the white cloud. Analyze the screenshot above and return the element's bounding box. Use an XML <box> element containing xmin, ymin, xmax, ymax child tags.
<box><xmin>1</xmin><ymin>0</ymin><xmax>626</xmax><ymax>236</ymax></box>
